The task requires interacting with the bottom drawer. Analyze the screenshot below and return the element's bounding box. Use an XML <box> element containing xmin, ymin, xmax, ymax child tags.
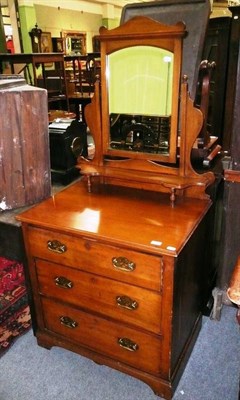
<box><xmin>41</xmin><ymin>297</ymin><xmax>163</xmax><ymax>375</ymax></box>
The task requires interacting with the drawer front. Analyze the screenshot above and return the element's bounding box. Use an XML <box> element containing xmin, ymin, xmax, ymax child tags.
<box><xmin>28</xmin><ymin>227</ymin><xmax>163</xmax><ymax>291</ymax></box>
<box><xmin>41</xmin><ymin>297</ymin><xmax>163</xmax><ymax>375</ymax></box>
<box><xmin>36</xmin><ymin>260</ymin><xmax>162</xmax><ymax>334</ymax></box>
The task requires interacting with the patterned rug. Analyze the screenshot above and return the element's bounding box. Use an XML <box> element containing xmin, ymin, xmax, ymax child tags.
<box><xmin>0</xmin><ymin>257</ymin><xmax>31</xmax><ymax>356</ymax></box>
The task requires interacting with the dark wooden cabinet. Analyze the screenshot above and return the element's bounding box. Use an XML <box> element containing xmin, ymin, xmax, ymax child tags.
<box><xmin>201</xmin><ymin>8</ymin><xmax>240</xmax><ymax>316</ymax></box>
<box><xmin>218</xmin><ymin>173</ymin><xmax>240</xmax><ymax>291</ymax></box>
<box><xmin>223</xmin><ymin>7</ymin><xmax>240</xmax><ymax>160</ymax></box>
<box><xmin>202</xmin><ymin>16</ymin><xmax>231</xmax><ymax>144</ymax></box>
<box><xmin>216</xmin><ymin>7</ymin><xmax>240</xmax><ymax>303</ymax></box>
<box><xmin>201</xmin><ymin>9</ymin><xmax>240</xmax><ymax>153</ymax></box>
<box><xmin>48</xmin><ymin>118</ymin><xmax>87</xmax><ymax>184</ymax></box>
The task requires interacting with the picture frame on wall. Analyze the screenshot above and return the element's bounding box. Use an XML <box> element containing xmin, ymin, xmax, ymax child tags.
<box><xmin>52</xmin><ymin>37</ymin><xmax>64</xmax><ymax>53</ymax></box>
<box><xmin>61</xmin><ymin>30</ymin><xmax>86</xmax><ymax>55</ymax></box>
<box><xmin>41</xmin><ymin>32</ymin><xmax>53</xmax><ymax>67</ymax></box>
<box><xmin>41</xmin><ymin>32</ymin><xmax>53</xmax><ymax>53</ymax></box>
<box><xmin>92</xmin><ymin>35</ymin><xmax>100</xmax><ymax>53</ymax></box>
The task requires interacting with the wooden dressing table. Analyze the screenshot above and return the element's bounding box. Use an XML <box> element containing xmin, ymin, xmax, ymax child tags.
<box><xmin>17</xmin><ymin>14</ymin><xmax>215</xmax><ymax>400</ymax></box>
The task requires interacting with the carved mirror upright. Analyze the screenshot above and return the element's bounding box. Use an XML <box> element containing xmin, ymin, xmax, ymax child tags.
<box><xmin>77</xmin><ymin>16</ymin><xmax>215</xmax><ymax>204</ymax></box>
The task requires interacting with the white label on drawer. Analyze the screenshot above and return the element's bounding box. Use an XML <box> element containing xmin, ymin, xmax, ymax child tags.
<box><xmin>166</xmin><ymin>246</ymin><xmax>176</xmax><ymax>251</ymax></box>
<box><xmin>150</xmin><ymin>240</ymin><xmax>162</xmax><ymax>246</ymax></box>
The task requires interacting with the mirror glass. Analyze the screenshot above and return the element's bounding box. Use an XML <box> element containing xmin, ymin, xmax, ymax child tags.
<box><xmin>108</xmin><ymin>46</ymin><xmax>174</xmax><ymax>155</ymax></box>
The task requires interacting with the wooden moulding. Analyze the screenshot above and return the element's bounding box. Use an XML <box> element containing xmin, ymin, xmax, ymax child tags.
<box><xmin>224</xmin><ymin>169</ymin><xmax>240</xmax><ymax>184</ymax></box>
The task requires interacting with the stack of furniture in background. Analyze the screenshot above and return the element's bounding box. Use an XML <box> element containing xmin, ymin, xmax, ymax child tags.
<box><xmin>0</xmin><ymin>52</ymin><xmax>101</xmax><ymax>116</ymax></box>
<box><xmin>0</xmin><ymin>53</ymin><xmax>69</xmax><ymax>111</ymax></box>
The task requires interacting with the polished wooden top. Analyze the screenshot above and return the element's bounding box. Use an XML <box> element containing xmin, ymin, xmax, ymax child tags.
<box><xmin>16</xmin><ymin>180</ymin><xmax>211</xmax><ymax>257</ymax></box>
<box><xmin>48</xmin><ymin>110</ymin><xmax>76</xmax><ymax>123</ymax></box>
<box><xmin>0</xmin><ymin>53</ymin><xmax>65</xmax><ymax>64</ymax></box>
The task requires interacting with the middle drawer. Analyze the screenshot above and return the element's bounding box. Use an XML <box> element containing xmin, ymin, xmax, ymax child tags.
<box><xmin>36</xmin><ymin>259</ymin><xmax>162</xmax><ymax>335</ymax></box>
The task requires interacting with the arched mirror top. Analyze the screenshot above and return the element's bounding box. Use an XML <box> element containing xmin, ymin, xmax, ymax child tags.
<box><xmin>98</xmin><ymin>16</ymin><xmax>186</xmax><ymax>51</ymax></box>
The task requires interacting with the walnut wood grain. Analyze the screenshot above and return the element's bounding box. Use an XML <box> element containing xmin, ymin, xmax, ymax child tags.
<box><xmin>17</xmin><ymin>181</ymin><xmax>211</xmax><ymax>256</ymax></box>
<box><xmin>36</xmin><ymin>259</ymin><xmax>163</xmax><ymax>334</ymax></box>
<box><xmin>0</xmin><ymin>82</ymin><xmax>51</xmax><ymax>210</ymax></box>
<box><xmin>16</xmin><ymin>180</ymin><xmax>211</xmax><ymax>399</ymax></box>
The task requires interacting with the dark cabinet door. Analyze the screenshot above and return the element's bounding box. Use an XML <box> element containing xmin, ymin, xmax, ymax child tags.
<box><xmin>202</xmin><ymin>16</ymin><xmax>231</xmax><ymax>145</ymax></box>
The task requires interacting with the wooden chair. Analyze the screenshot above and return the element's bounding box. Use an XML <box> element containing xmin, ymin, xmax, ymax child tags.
<box><xmin>83</xmin><ymin>55</ymin><xmax>100</xmax><ymax>96</ymax></box>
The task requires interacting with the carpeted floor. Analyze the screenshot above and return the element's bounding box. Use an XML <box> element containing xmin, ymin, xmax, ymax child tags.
<box><xmin>0</xmin><ymin>257</ymin><xmax>31</xmax><ymax>356</ymax></box>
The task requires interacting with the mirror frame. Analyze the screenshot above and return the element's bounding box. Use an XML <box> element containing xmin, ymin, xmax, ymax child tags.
<box><xmin>100</xmin><ymin>17</ymin><xmax>186</xmax><ymax>164</ymax></box>
<box><xmin>77</xmin><ymin>16</ymin><xmax>215</xmax><ymax>204</ymax></box>
<box><xmin>61</xmin><ymin>30</ymin><xmax>87</xmax><ymax>56</ymax></box>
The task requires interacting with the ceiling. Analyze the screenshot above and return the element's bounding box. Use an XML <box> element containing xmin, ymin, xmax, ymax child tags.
<box><xmin>19</xmin><ymin>0</ymin><xmax>150</xmax><ymax>21</ymax></box>
<box><xmin>86</xmin><ymin>0</ymin><xmax>148</xmax><ymax>6</ymax></box>
<box><xmin>25</xmin><ymin>0</ymin><xmax>150</xmax><ymax>16</ymax></box>
<box><xmin>84</xmin><ymin>0</ymin><xmax>150</xmax><ymax>15</ymax></box>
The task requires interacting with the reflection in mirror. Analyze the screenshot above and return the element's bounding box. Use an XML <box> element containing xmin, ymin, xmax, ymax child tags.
<box><xmin>108</xmin><ymin>46</ymin><xmax>173</xmax><ymax>154</ymax></box>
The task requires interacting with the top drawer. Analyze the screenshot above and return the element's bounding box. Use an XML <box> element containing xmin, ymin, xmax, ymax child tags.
<box><xmin>27</xmin><ymin>227</ymin><xmax>163</xmax><ymax>291</ymax></box>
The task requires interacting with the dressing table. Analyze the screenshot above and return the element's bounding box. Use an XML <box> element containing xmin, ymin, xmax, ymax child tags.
<box><xmin>17</xmin><ymin>15</ymin><xmax>215</xmax><ymax>400</ymax></box>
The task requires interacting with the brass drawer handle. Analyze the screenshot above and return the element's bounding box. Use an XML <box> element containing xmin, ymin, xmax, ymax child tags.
<box><xmin>55</xmin><ymin>276</ymin><xmax>73</xmax><ymax>289</ymax></box>
<box><xmin>59</xmin><ymin>316</ymin><xmax>78</xmax><ymax>329</ymax></box>
<box><xmin>112</xmin><ymin>257</ymin><xmax>136</xmax><ymax>272</ymax></box>
<box><xmin>116</xmin><ymin>295</ymin><xmax>138</xmax><ymax>310</ymax></box>
<box><xmin>47</xmin><ymin>240</ymin><xmax>67</xmax><ymax>254</ymax></box>
<box><xmin>118</xmin><ymin>337</ymin><xmax>139</xmax><ymax>352</ymax></box>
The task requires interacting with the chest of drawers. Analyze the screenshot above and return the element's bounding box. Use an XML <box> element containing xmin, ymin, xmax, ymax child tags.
<box><xmin>17</xmin><ymin>180</ymin><xmax>211</xmax><ymax>399</ymax></box>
